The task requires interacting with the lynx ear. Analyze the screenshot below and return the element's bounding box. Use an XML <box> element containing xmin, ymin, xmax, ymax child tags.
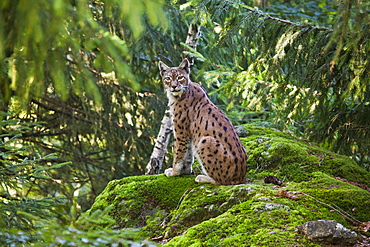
<box><xmin>158</xmin><ymin>61</ymin><xmax>170</xmax><ymax>77</ymax></box>
<box><xmin>178</xmin><ymin>58</ymin><xmax>190</xmax><ymax>74</ymax></box>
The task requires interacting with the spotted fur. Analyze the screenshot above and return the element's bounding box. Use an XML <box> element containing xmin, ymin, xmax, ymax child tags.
<box><xmin>159</xmin><ymin>58</ymin><xmax>247</xmax><ymax>185</ymax></box>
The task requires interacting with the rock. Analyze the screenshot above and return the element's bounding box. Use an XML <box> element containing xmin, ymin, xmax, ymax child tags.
<box><xmin>297</xmin><ymin>220</ymin><xmax>358</xmax><ymax>246</ymax></box>
<box><xmin>257</xmin><ymin>196</ymin><xmax>271</xmax><ymax>201</ymax></box>
<box><xmin>235</xmin><ymin>127</ymin><xmax>249</xmax><ymax>137</ymax></box>
<box><xmin>84</xmin><ymin>125</ymin><xmax>370</xmax><ymax>246</ymax></box>
<box><xmin>253</xmin><ymin>202</ymin><xmax>290</xmax><ymax>212</ymax></box>
<box><xmin>257</xmin><ymin>136</ymin><xmax>270</xmax><ymax>144</ymax></box>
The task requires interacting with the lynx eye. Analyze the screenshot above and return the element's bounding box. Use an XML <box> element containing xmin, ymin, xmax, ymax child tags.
<box><xmin>164</xmin><ymin>76</ymin><xmax>171</xmax><ymax>82</ymax></box>
<box><xmin>177</xmin><ymin>76</ymin><xmax>185</xmax><ymax>82</ymax></box>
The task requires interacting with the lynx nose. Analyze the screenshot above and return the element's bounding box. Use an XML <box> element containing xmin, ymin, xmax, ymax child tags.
<box><xmin>171</xmin><ymin>82</ymin><xmax>178</xmax><ymax>89</ymax></box>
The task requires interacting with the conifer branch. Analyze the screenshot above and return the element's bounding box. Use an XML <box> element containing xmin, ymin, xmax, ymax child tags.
<box><xmin>31</xmin><ymin>98</ymin><xmax>151</xmax><ymax>137</ymax></box>
<box><xmin>225</xmin><ymin>0</ymin><xmax>332</xmax><ymax>32</ymax></box>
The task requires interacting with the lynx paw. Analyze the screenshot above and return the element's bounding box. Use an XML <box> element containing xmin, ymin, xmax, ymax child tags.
<box><xmin>195</xmin><ymin>175</ymin><xmax>217</xmax><ymax>184</ymax></box>
<box><xmin>164</xmin><ymin>168</ymin><xmax>174</xmax><ymax>177</ymax></box>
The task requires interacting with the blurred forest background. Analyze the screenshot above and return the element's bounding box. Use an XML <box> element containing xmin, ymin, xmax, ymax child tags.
<box><xmin>0</xmin><ymin>0</ymin><xmax>369</xmax><ymax>245</ymax></box>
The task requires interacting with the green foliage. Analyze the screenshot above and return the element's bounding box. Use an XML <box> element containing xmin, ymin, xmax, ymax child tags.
<box><xmin>1</xmin><ymin>0</ymin><xmax>177</xmax><ymax>214</ymax></box>
<box><xmin>0</xmin><ymin>0</ymin><xmax>169</xmax><ymax>108</ymax></box>
<box><xmin>0</xmin><ymin>119</ymin><xmax>69</xmax><ymax>230</ymax></box>
<box><xmin>0</xmin><ymin>122</ymin><xmax>155</xmax><ymax>245</ymax></box>
<box><xmin>1</xmin><ymin>0</ymin><xmax>370</xmax><ymax>244</ymax></box>
<box><xmin>0</xmin><ymin>0</ymin><xmax>173</xmax><ymax>210</ymax></box>
<box><xmin>0</xmin><ymin>209</ymin><xmax>155</xmax><ymax>246</ymax></box>
<box><xmin>266</xmin><ymin>0</ymin><xmax>338</xmax><ymax>26</ymax></box>
<box><xmin>180</xmin><ymin>0</ymin><xmax>370</xmax><ymax>169</ymax></box>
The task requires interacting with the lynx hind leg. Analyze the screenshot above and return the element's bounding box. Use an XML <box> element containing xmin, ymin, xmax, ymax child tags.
<box><xmin>195</xmin><ymin>175</ymin><xmax>217</xmax><ymax>184</ymax></box>
<box><xmin>194</xmin><ymin>136</ymin><xmax>225</xmax><ymax>184</ymax></box>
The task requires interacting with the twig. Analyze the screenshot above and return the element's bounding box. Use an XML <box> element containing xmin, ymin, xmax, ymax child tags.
<box><xmin>301</xmin><ymin>192</ymin><xmax>362</xmax><ymax>225</ymax></box>
<box><xmin>225</xmin><ymin>0</ymin><xmax>333</xmax><ymax>32</ymax></box>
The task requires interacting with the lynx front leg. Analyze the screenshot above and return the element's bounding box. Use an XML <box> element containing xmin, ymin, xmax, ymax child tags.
<box><xmin>165</xmin><ymin>141</ymin><xmax>193</xmax><ymax>177</ymax></box>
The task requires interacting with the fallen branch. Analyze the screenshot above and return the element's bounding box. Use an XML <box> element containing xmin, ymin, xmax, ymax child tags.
<box><xmin>301</xmin><ymin>192</ymin><xmax>362</xmax><ymax>225</ymax></box>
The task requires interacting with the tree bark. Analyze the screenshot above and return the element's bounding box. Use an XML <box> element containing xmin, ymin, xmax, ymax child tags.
<box><xmin>183</xmin><ymin>23</ymin><xmax>202</xmax><ymax>65</ymax></box>
<box><xmin>146</xmin><ymin>24</ymin><xmax>201</xmax><ymax>175</ymax></box>
<box><xmin>145</xmin><ymin>107</ymin><xmax>172</xmax><ymax>175</ymax></box>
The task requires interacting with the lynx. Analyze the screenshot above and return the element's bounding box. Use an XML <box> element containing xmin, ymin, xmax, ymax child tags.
<box><xmin>159</xmin><ymin>58</ymin><xmax>247</xmax><ymax>185</ymax></box>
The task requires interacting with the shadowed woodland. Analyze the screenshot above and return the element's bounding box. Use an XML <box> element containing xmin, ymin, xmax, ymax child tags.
<box><xmin>0</xmin><ymin>0</ymin><xmax>369</xmax><ymax>245</ymax></box>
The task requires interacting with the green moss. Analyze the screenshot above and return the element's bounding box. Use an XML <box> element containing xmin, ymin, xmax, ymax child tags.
<box><xmin>86</xmin><ymin>173</ymin><xmax>369</xmax><ymax>245</ymax></box>
<box><xmin>290</xmin><ymin>172</ymin><xmax>370</xmax><ymax>222</ymax></box>
<box><xmin>164</xmin><ymin>193</ymin><xmax>326</xmax><ymax>247</ymax></box>
<box><xmin>241</xmin><ymin>125</ymin><xmax>370</xmax><ymax>186</ymax></box>
<box><xmin>164</xmin><ymin>177</ymin><xmax>366</xmax><ymax>246</ymax></box>
<box><xmin>85</xmin><ymin>174</ymin><xmax>197</xmax><ymax>229</ymax></box>
<box><xmin>85</xmin><ymin>124</ymin><xmax>370</xmax><ymax>245</ymax></box>
<box><xmin>162</xmin><ymin>184</ymin><xmax>259</xmax><ymax>238</ymax></box>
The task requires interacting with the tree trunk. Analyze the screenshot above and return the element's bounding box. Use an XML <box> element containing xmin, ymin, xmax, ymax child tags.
<box><xmin>145</xmin><ymin>107</ymin><xmax>172</xmax><ymax>175</ymax></box>
<box><xmin>146</xmin><ymin>24</ymin><xmax>201</xmax><ymax>175</ymax></box>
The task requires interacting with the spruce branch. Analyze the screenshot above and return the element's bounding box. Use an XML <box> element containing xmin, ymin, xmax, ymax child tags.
<box><xmin>225</xmin><ymin>0</ymin><xmax>332</xmax><ymax>31</ymax></box>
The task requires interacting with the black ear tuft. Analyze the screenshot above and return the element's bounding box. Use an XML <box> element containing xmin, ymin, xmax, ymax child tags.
<box><xmin>158</xmin><ymin>61</ymin><xmax>170</xmax><ymax>77</ymax></box>
<box><xmin>178</xmin><ymin>58</ymin><xmax>190</xmax><ymax>74</ymax></box>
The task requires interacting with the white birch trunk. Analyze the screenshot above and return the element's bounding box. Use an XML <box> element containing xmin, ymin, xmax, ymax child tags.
<box><xmin>145</xmin><ymin>107</ymin><xmax>172</xmax><ymax>175</ymax></box>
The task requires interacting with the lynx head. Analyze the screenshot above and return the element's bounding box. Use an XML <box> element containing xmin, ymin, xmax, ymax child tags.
<box><xmin>158</xmin><ymin>58</ymin><xmax>191</xmax><ymax>97</ymax></box>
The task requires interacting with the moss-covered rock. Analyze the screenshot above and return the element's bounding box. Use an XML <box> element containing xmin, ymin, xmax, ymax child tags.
<box><xmin>242</xmin><ymin>125</ymin><xmax>370</xmax><ymax>186</ymax></box>
<box><xmin>86</xmin><ymin>125</ymin><xmax>370</xmax><ymax>246</ymax></box>
<box><xmin>86</xmin><ymin>174</ymin><xmax>197</xmax><ymax>230</ymax></box>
